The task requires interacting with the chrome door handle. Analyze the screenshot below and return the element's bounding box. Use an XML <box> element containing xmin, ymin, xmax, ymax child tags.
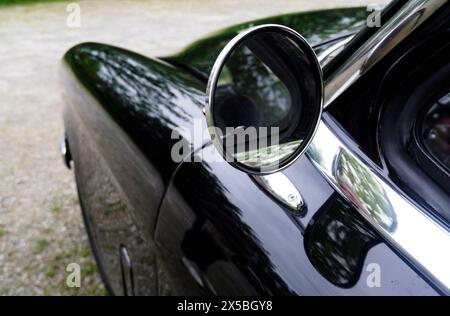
<box><xmin>252</xmin><ymin>173</ymin><xmax>305</xmax><ymax>214</ymax></box>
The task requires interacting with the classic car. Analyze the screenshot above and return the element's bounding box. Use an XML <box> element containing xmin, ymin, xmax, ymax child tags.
<box><xmin>60</xmin><ymin>0</ymin><xmax>450</xmax><ymax>295</ymax></box>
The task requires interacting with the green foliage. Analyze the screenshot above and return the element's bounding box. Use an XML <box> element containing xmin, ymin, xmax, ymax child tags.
<box><xmin>82</xmin><ymin>262</ymin><xmax>96</xmax><ymax>276</ymax></box>
<box><xmin>51</xmin><ymin>204</ymin><xmax>63</xmax><ymax>214</ymax></box>
<box><xmin>33</xmin><ymin>238</ymin><xmax>49</xmax><ymax>254</ymax></box>
<box><xmin>167</xmin><ymin>7</ymin><xmax>368</xmax><ymax>76</ymax></box>
<box><xmin>45</xmin><ymin>263</ymin><xmax>59</xmax><ymax>278</ymax></box>
<box><xmin>0</xmin><ymin>227</ymin><xmax>8</xmax><ymax>238</ymax></box>
<box><xmin>0</xmin><ymin>0</ymin><xmax>70</xmax><ymax>6</ymax></box>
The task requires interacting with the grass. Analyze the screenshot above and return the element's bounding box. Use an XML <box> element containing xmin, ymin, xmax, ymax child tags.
<box><xmin>45</xmin><ymin>262</ymin><xmax>59</xmax><ymax>278</ymax></box>
<box><xmin>0</xmin><ymin>227</ymin><xmax>8</xmax><ymax>238</ymax></box>
<box><xmin>40</xmin><ymin>242</ymin><xmax>107</xmax><ymax>295</ymax></box>
<box><xmin>81</xmin><ymin>248</ymin><xmax>91</xmax><ymax>258</ymax></box>
<box><xmin>0</xmin><ymin>0</ymin><xmax>71</xmax><ymax>6</ymax></box>
<box><xmin>51</xmin><ymin>204</ymin><xmax>63</xmax><ymax>215</ymax></box>
<box><xmin>33</xmin><ymin>238</ymin><xmax>49</xmax><ymax>255</ymax></box>
<box><xmin>82</xmin><ymin>262</ymin><xmax>96</xmax><ymax>276</ymax></box>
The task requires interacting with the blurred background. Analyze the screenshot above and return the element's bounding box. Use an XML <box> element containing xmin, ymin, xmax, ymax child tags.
<box><xmin>0</xmin><ymin>0</ymin><xmax>389</xmax><ymax>295</ymax></box>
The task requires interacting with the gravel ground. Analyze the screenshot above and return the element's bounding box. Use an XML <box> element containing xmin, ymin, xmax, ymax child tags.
<box><xmin>0</xmin><ymin>0</ymin><xmax>389</xmax><ymax>295</ymax></box>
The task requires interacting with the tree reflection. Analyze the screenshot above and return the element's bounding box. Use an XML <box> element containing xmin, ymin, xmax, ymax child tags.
<box><xmin>335</xmin><ymin>150</ymin><xmax>397</xmax><ymax>232</ymax></box>
<box><xmin>65</xmin><ymin>43</ymin><xmax>206</xmax><ymax>181</ymax></box>
<box><xmin>219</xmin><ymin>41</ymin><xmax>291</xmax><ymax>125</ymax></box>
<box><xmin>305</xmin><ymin>195</ymin><xmax>381</xmax><ymax>288</ymax></box>
<box><xmin>175</xmin><ymin>159</ymin><xmax>295</xmax><ymax>295</ymax></box>
<box><xmin>165</xmin><ymin>8</ymin><xmax>368</xmax><ymax>76</ymax></box>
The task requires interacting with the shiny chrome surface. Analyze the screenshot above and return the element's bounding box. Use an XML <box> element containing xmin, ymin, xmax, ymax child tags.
<box><xmin>306</xmin><ymin>122</ymin><xmax>450</xmax><ymax>293</ymax></box>
<box><xmin>60</xmin><ymin>133</ymin><xmax>71</xmax><ymax>169</ymax></box>
<box><xmin>309</xmin><ymin>0</ymin><xmax>450</xmax><ymax>293</ymax></box>
<box><xmin>323</xmin><ymin>0</ymin><xmax>447</xmax><ymax>107</ymax></box>
<box><xmin>252</xmin><ymin>173</ymin><xmax>305</xmax><ymax>212</ymax></box>
<box><xmin>318</xmin><ymin>35</ymin><xmax>353</xmax><ymax>66</ymax></box>
<box><xmin>205</xmin><ymin>24</ymin><xmax>323</xmax><ymax>175</ymax></box>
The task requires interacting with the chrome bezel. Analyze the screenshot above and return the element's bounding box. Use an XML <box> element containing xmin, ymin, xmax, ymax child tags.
<box><xmin>205</xmin><ymin>24</ymin><xmax>324</xmax><ymax>175</ymax></box>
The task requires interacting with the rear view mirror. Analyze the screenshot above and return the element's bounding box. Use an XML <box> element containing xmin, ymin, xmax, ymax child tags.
<box><xmin>206</xmin><ymin>24</ymin><xmax>323</xmax><ymax>174</ymax></box>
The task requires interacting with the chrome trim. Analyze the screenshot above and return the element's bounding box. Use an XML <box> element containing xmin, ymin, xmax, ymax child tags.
<box><xmin>310</xmin><ymin>0</ymin><xmax>450</xmax><ymax>293</ymax></box>
<box><xmin>119</xmin><ymin>246</ymin><xmax>135</xmax><ymax>296</ymax></box>
<box><xmin>323</xmin><ymin>0</ymin><xmax>447</xmax><ymax>107</ymax></box>
<box><xmin>205</xmin><ymin>24</ymin><xmax>323</xmax><ymax>175</ymax></box>
<box><xmin>307</xmin><ymin>122</ymin><xmax>450</xmax><ymax>294</ymax></box>
<box><xmin>60</xmin><ymin>133</ymin><xmax>72</xmax><ymax>170</ymax></box>
<box><xmin>252</xmin><ymin>173</ymin><xmax>305</xmax><ymax>213</ymax></box>
<box><xmin>202</xmin><ymin>0</ymin><xmax>450</xmax><ymax>292</ymax></box>
<box><xmin>318</xmin><ymin>35</ymin><xmax>354</xmax><ymax>66</ymax></box>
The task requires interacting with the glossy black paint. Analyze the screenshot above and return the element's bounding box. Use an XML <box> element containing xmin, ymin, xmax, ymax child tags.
<box><xmin>156</xmin><ymin>142</ymin><xmax>436</xmax><ymax>295</ymax></box>
<box><xmin>61</xmin><ymin>7</ymin><xmax>445</xmax><ymax>295</ymax></box>
<box><xmin>62</xmin><ymin>43</ymin><xmax>207</xmax><ymax>295</ymax></box>
<box><xmin>164</xmin><ymin>7</ymin><xmax>368</xmax><ymax>78</ymax></box>
<box><xmin>327</xmin><ymin>3</ymin><xmax>450</xmax><ymax>224</ymax></box>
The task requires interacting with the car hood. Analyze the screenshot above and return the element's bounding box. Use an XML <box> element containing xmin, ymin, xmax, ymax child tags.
<box><xmin>163</xmin><ymin>7</ymin><xmax>367</xmax><ymax>77</ymax></box>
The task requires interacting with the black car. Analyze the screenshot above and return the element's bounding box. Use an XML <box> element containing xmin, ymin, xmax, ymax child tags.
<box><xmin>60</xmin><ymin>0</ymin><xmax>450</xmax><ymax>295</ymax></box>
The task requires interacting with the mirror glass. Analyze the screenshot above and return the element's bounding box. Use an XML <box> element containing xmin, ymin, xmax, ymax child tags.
<box><xmin>209</xmin><ymin>26</ymin><xmax>323</xmax><ymax>173</ymax></box>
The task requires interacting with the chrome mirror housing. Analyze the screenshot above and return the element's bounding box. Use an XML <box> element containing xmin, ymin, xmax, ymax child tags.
<box><xmin>206</xmin><ymin>24</ymin><xmax>323</xmax><ymax>175</ymax></box>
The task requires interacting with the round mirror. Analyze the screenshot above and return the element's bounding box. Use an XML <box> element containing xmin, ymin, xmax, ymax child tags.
<box><xmin>206</xmin><ymin>24</ymin><xmax>323</xmax><ymax>174</ymax></box>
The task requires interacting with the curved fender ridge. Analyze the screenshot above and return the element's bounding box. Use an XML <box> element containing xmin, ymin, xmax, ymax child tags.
<box><xmin>62</xmin><ymin>43</ymin><xmax>208</xmax><ymax>236</ymax></box>
<box><xmin>64</xmin><ymin>42</ymin><xmax>207</xmax><ymax>182</ymax></box>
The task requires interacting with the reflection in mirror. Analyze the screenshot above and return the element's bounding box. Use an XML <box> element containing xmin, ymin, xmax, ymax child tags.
<box><xmin>210</xmin><ymin>27</ymin><xmax>322</xmax><ymax>173</ymax></box>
